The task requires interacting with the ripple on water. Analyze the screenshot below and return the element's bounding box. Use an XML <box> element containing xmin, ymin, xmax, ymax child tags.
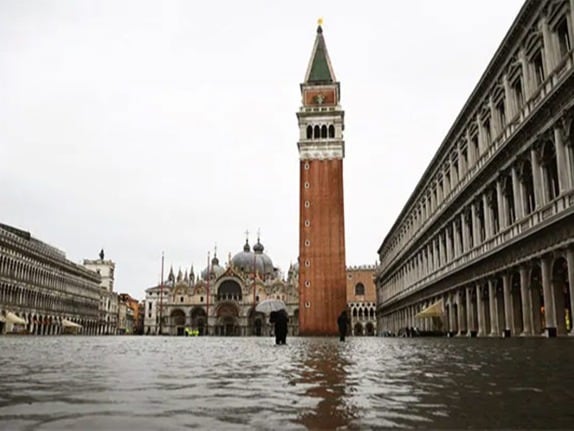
<box><xmin>1</xmin><ymin>336</ymin><xmax>574</xmax><ymax>429</ymax></box>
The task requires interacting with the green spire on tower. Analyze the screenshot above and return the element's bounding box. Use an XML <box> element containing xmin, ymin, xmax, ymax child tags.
<box><xmin>305</xmin><ymin>18</ymin><xmax>336</xmax><ymax>84</ymax></box>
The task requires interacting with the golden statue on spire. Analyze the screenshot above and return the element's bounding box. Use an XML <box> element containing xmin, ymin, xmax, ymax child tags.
<box><xmin>317</xmin><ymin>17</ymin><xmax>323</xmax><ymax>26</ymax></box>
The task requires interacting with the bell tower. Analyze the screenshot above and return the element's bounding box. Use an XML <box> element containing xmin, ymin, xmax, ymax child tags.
<box><xmin>297</xmin><ymin>21</ymin><xmax>346</xmax><ymax>335</ymax></box>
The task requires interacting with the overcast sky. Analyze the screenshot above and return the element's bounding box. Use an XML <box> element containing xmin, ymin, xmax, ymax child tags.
<box><xmin>0</xmin><ymin>0</ymin><xmax>525</xmax><ymax>299</ymax></box>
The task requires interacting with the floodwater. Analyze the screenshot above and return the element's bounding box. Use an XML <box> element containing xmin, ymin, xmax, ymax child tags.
<box><xmin>1</xmin><ymin>336</ymin><xmax>573</xmax><ymax>430</ymax></box>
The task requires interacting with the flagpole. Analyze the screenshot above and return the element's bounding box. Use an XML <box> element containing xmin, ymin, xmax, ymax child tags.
<box><xmin>206</xmin><ymin>251</ymin><xmax>210</xmax><ymax>336</ymax></box>
<box><xmin>159</xmin><ymin>251</ymin><xmax>164</xmax><ymax>335</ymax></box>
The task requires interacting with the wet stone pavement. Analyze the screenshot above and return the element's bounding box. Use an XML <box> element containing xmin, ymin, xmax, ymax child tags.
<box><xmin>1</xmin><ymin>336</ymin><xmax>574</xmax><ymax>430</ymax></box>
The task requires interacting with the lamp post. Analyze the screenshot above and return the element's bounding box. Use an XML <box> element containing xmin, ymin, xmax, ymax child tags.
<box><xmin>159</xmin><ymin>252</ymin><xmax>164</xmax><ymax>335</ymax></box>
<box><xmin>206</xmin><ymin>251</ymin><xmax>210</xmax><ymax>336</ymax></box>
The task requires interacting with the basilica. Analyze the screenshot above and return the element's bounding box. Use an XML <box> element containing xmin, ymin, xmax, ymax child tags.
<box><xmin>143</xmin><ymin>237</ymin><xmax>300</xmax><ymax>336</ymax></box>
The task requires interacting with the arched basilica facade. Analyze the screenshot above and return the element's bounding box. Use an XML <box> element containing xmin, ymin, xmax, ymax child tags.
<box><xmin>144</xmin><ymin>238</ymin><xmax>299</xmax><ymax>336</ymax></box>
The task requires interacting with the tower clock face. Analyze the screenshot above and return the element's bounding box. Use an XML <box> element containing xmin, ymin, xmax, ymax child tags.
<box><xmin>304</xmin><ymin>89</ymin><xmax>336</xmax><ymax>107</ymax></box>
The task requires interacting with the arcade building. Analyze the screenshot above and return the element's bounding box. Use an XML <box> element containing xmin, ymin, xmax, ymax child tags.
<box><xmin>376</xmin><ymin>0</ymin><xmax>574</xmax><ymax>337</ymax></box>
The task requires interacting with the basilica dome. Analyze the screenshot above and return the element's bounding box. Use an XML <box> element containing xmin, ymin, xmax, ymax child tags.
<box><xmin>231</xmin><ymin>239</ymin><xmax>274</xmax><ymax>276</ymax></box>
<box><xmin>201</xmin><ymin>254</ymin><xmax>226</xmax><ymax>280</ymax></box>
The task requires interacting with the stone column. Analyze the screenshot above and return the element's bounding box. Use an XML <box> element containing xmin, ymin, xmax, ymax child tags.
<box><xmin>466</xmin><ymin>130</ymin><xmax>475</xmax><ymax>166</ymax></box>
<box><xmin>554</xmin><ymin>126</ymin><xmax>570</xmax><ymax>192</ymax></box>
<box><xmin>566</xmin><ymin>248</ymin><xmax>574</xmax><ymax>336</ymax></box>
<box><xmin>454</xmin><ymin>156</ymin><xmax>460</xmax><ymax>189</ymax></box>
<box><xmin>489</xmin><ymin>96</ymin><xmax>499</xmax><ymax>137</ymax></box>
<box><xmin>531</xmin><ymin>147</ymin><xmax>544</xmax><ymax>208</ymax></box>
<box><xmin>512</xmin><ymin>165</ymin><xmax>525</xmax><ymax>220</ymax></box>
<box><xmin>483</xmin><ymin>194</ymin><xmax>493</xmax><ymax>239</ymax></box>
<box><xmin>457</xmin><ymin>291</ymin><xmax>465</xmax><ymax>336</ymax></box>
<box><xmin>466</xmin><ymin>286</ymin><xmax>475</xmax><ymax>336</ymax></box>
<box><xmin>448</xmin><ymin>295</ymin><xmax>455</xmax><ymax>335</ymax></box>
<box><xmin>502</xmin><ymin>272</ymin><xmax>513</xmax><ymax>336</ymax></box>
<box><xmin>436</xmin><ymin>179</ymin><xmax>444</xmax><ymax>208</ymax></box>
<box><xmin>472</xmin><ymin>202</ymin><xmax>480</xmax><ymax>244</ymax></box>
<box><xmin>476</xmin><ymin>283</ymin><xmax>485</xmax><ymax>336</ymax></box>
<box><xmin>489</xmin><ymin>280</ymin><xmax>500</xmax><ymax>336</ymax></box>
<box><xmin>438</xmin><ymin>234</ymin><xmax>445</xmax><ymax>267</ymax></box>
<box><xmin>497</xmin><ymin>179</ymin><xmax>507</xmax><ymax>230</ymax></box>
<box><xmin>462</xmin><ymin>212</ymin><xmax>470</xmax><ymax>252</ymax></box>
<box><xmin>541</xmin><ymin>255</ymin><xmax>557</xmax><ymax>337</ymax></box>
<box><xmin>476</xmin><ymin>114</ymin><xmax>485</xmax><ymax>156</ymax></box>
<box><xmin>519</xmin><ymin>265</ymin><xmax>533</xmax><ymax>336</ymax></box>
<box><xmin>445</xmin><ymin>229</ymin><xmax>452</xmax><ymax>263</ymax></box>
<box><xmin>454</xmin><ymin>221</ymin><xmax>461</xmax><ymax>258</ymax></box>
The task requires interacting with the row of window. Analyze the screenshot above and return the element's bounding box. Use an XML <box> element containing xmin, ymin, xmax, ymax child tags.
<box><xmin>383</xmin><ymin>4</ymin><xmax>573</xmax><ymax>265</ymax></box>
<box><xmin>0</xmin><ymin>250</ymin><xmax>99</xmax><ymax>296</ymax></box>
<box><xmin>0</xmin><ymin>282</ymin><xmax>98</xmax><ymax>314</ymax></box>
<box><xmin>305</xmin><ymin>124</ymin><xmax>336</xmax><ymax>139</ymax></box>
<box><xmin>384</xmin><ymin>128</ymin><xmax>573</xmax><ymax>301</ymax></box>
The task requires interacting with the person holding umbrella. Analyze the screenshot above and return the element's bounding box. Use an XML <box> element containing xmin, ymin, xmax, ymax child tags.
<box><xmin>256</xmin><ymin>298</ymin><xmax>288</xmax><ymax>345</ymax></box>
<box><xmin>337</xmin><ymin>310</ymin><xmax>349</xmax><ymax>342</ymax></box>
<box><xmin>270</xmin><ymin>309</ymin><xmax>288</xmax><ymax>345</ymax></box>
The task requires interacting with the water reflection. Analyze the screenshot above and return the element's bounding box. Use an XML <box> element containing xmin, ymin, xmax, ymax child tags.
<box><xmin>291</xmin><ymin>340</ymin><xmax>357</xmax><ymax>429</ymax></box>
<box><xmin>0</xmin><ymin>336</ymin><xmax>573</xmax><ymax>430</ymax></box>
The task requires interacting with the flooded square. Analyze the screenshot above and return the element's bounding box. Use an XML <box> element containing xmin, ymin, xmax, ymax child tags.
<box><xmin>1</xmin><ymin>336</ymin><xmax>574</xmax><ymax>430</ymax></box>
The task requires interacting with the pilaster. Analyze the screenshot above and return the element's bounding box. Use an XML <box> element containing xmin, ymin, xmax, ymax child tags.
<box><xmin>554</xmin><ymin>125</ymin><xmax>569</xmax><ymax>192</ymax></box>
<box><xmin>454</xmin><ymin>220</ymin><xmax>461</xmax><ymax>258</ymax></box>
<box><xmin>531</xmin><ymin>146</ymin><xmax>545</xmax><ymax>208</ymax></box>
<box><xmin>502</xmin><ymin>73</ymin><xmax>514</xmax><ymax>120</ymax></box>
<box><xmin>512</xmin><ymin>165</ymin><xmax>525</xmax><ymax>219</ymax></box>
<box><xmin>462</xmin><ymin>212</ymin><xmax>470</xmax><ymax>252</ymax></box>
<box><xmin>472</xmin><ymin>202</ymin><xmax>481</xmax><ymax>244</ymax></box>
<box><xmin>518</xmin><ymin>49</ymin><xmax>533</xmax><ymax>100</ymax></box>
<box><xmin>540</xmin><ymin>17</ymin><xmax>556</xmax><ymax>73</ymax></box>
<box><xmin>466</xmin><ymin>130</ymin><xmax>475</xmax><ymax>166</ymax></box>
<box><xmin>483</xmin><ymin>194</ymin><xmax>493</xmax><ymax>239</ymax></box>
<box><xmin>497</xmin><ymin>179</ymin><xmax>507</xmax><ymax>230</ymax></box>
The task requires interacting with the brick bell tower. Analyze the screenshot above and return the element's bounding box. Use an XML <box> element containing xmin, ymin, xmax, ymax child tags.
<box><xmin>297</xmin><ymin>21</ymin><xmax>346</xmax><ymax>336</ymax></box>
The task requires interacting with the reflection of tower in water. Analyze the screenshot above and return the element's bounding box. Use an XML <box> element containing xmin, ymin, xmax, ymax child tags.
<box><xmin>291</xmin><ymin>341</ymin><xmax>357</xmax><ymax>429</ymax></box>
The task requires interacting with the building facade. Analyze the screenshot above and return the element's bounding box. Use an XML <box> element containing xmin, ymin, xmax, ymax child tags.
<box><xmin>118</xmin><ymin>293</ymin><xmax>138</xmax><ymax>334</ymax></box>
<box><xmin>297</xmin><ymin>23</ymin><xmax>347</xmax><ymax>335</ymax></box>
<box><xmin>144</xmin><ymin>238</ymin><xmax>299</xmax><ymax>336</ymax></box>
<box><xmin>376</xmin><ymin>0</ymin><xmax>574</xmax><ymax>338</ymax></box>
<box><xmin>346</xmin><ymin>265</ymin><xmax>377</xmax><ymax>336</ymax></box>
<box><xmin>83</xmin><ymin>253</ymin><xmax>118</xmax><ymax>335</ymax></box>
<box><xmin>0</xmin><ymin>223</ymin><xmax>101</xmax><ymax>335</ymax></box>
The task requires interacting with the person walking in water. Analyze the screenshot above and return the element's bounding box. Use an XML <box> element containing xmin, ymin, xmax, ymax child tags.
<box><xmin>337</xmin><ymin>310</ymin><xmax>349</xmax><ymax>342</ymax></box>
<box><xmin>270</xmin><ymin>309</ymin><xmax>289</xmax><ymax>345</ymax></box>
